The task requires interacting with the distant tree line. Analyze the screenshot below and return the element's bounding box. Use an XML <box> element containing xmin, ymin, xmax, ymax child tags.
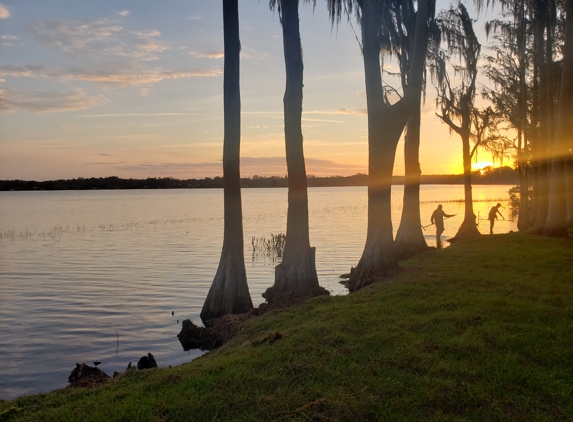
<box><xmin>0</xmin><ymin>167</ymin><xmax>518</xmax><ymax>191</ymax></box>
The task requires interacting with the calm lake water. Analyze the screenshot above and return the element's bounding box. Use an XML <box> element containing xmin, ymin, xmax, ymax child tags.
<box><xmin>0</xmin><ymin>185</ymin><xmax>515</xmax><ymax>400</ymax></box>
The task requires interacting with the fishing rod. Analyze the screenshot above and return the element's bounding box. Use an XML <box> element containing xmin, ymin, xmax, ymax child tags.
<box><xmin>421</xmin><ymin>214</ymin><xmax>456</xmax><ymax>231</ymax></box>
<box><xmin>421</xmin><ymin>223</ymin><xmax>434</xmax><ymax>231</ymax></box>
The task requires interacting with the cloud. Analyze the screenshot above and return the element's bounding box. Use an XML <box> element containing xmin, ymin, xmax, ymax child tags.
<box><xmin>97</xmin><ymin>153</ymin><xmax>113</xmax><ymax>157</ymax></box>
<box><xmin>0</xmin><ymin>64</ymin><xmax>221</xmax><ymax>87</ymax></box>
<box><xmin>79</xmin><ymin>112</ymin><xmax>197</xmax><ymax>118</ymax></box>
<box><xmin>334</xmin><ymin>108</ymin><xmax>367</xmax><ymax>116</ymax></box>
<box><xmin>0</xmin><ymin>88</ymin><xmax>106</xmax><ymax>113</ymax></box>
<box><xmin>243</xmin><ymin>109</ymin><xmax>366</xmax><ymax>118</ymax></box>
<box><xmin>0</xmin><ymin>65</ymin><xmax>60</xmax><ymax>78</ymax></box>
<box><xmin>241</xmin><ymin>47</ymin><xmax>270</xmax><ymax>61</ymax></box>
<box><xmin>188</xmin><ymin>46</ymin><xmax>268</xmax><ymax>61</ymax></box>
<box><xmin>1</xmin><ymin>35</ymin><xmax>17</xmax><ymax>40</ymax></box>
<box><xmin>102</xmin><ymin>134</ymin><xmax>154</xmax><ymax>140</ymax></box>
<box><xmin>189</xmin><ymin>51</ymin><xmax>224</xmax><ymax>59</ymax></box>
<box><xmin>110</xmin><ymin>156</ymin><xmax>365</xmax><ymax>178</ymax></box>
<box><xmin>302</xmin><ymin>118</ymin><xmax>344</xmax><ymax>124</ymax></box>
<box><xmin>240</xmin><ymin>157</ymin><xmax>365</xmax><ymax>176</ymax></box>
<box><xmin>86</xmin><ymin>161</ymin><xmax>117</xmax><ymax>166</ymax></box>
<box><xmin>114</xmin><ymin>161</ymin><xmax>223</xmax><ymax>176</ymax></box>
<box><xmin>117</xmin><ymin>10</ymin><xmax>130</xmax><ymax>17</ymax></box>
<box><xmin>64</xmin><ymin>67</ymin><xmax>220</xmax><ymax>86</ymax></box>
<box><xmin>0</xmin><ymin>3</ymin><xmax>9</xmax><ymax>19</ymax></box>
<box><xmin>31</xmin><ymin>18</ymin><xmax>167</xmax><ymax>61</ymax></box>
<box><xmin>188</xmin><ymin>15</ymin><xmax>202</xmax><ymax>20</ymax></box>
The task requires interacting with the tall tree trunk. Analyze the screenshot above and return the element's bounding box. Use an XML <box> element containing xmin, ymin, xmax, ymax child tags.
<box><xmin>530</xmin><ymin>60</ymin><xmax>540</xmax><ymax>225</ymax></box>
<box><xmin>517</xmin><ymin>156</ymin><xmax>531</xmax><ymax>230</ymax></box>
<box><xmin>565</xmin><ymin>157</ymin><xmax>573</xmax><ymax>228</ymax></box>
<box><xmin>349</xmin><ymin>0</ymin><xmax>430</xmax><ymax>292</ymax></box>
<box><xmin>517</xmin><ymin>0</ymin><xmax>532</xmax><ymax>230</ymax></box>
<box><xmin>349</xmin><ymin>0</ymin><xmax>404</xmax><ymax>292</ymax></box>
<box><xmin>451</xmin><ymin>130</ymin><xmax>481</xmax><ymax>239</ymax></box>
<box><xmin>533</xmin><ymin>5</ymin><xmax>550</xmax><ymax>231</ymax></box>
<box><xmin>201</xmin><ymin>0</ymin><xmax>252</xmax><ymax>323</ymax></box>
<box><xmin>263</xmin><ymin>0</ymin><xmax>326</xmax><ymax>303</ymax></box>
<box><xmin>544</xmin><ymin>0</ymin><xmax>573</xmax><ymax>236</ymax></box>
<box><xmin>395</xmin><ymin>90</ymin><xmax>428</xmax><ymax>259</ymax></box>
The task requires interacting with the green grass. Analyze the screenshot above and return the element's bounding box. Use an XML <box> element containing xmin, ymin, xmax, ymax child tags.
<box><xmin>2</xmin><ymin>232</ymin><xmax>572</xmax><ymax>421</ymax></box>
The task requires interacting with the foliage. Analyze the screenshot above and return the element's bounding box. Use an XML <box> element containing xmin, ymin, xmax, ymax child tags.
<box><xmin>2</xmin><ymin>233</ymin><xmax>572</xmax><ymax>421</ymax></box>
<box><xmin>509</xmin><ymin>185</ymin><xmax>520</xmax><ymax>209</ymax></box>
<box><xmin>508</xmin><ymin>184</ymin><xmax>533</xmax><ymax>213</ymax></box>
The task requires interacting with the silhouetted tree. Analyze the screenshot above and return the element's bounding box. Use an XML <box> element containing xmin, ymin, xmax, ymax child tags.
<box><xmin>431</xmin><ymin>2</ymin><xmax>481</xmax><ymax>240</ymax></box>
<box><xmin>544</xmin><ymin>0</ymin><xmax>573</xmax><ymax>235</ymax></box>
<box><xmin>201</xmin><ymin>0</ymin><xmax>253</xmax><ymax>323</ymax></box>
<box><xmin>329</xmin><ymin>0</ymin><xmax>432</xmax><ymax>291</ymax></box>
<box><xmin>531</xmin><ymin>0</ymin><xmax>557</xmax><ymax>231</ymax></box>
<box><xmin>482</xmin><ymin>16</ymin><xmax>533</xmax><ymax>230</ymax></box>
<box><xmin>264</xmin><ymin>0</ymin><xmax>327</xmax><ymax>303</ymax></box>
<box><xmin>395</xmin><ymin>0</ymin><xmax>438</xmax><ymax>259</ymax></box>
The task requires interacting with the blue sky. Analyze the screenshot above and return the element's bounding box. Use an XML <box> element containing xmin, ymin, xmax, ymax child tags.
<box><xmin>0</xmin><ymin>0</ymin><xmax>500</xmax><ymax>181</ymax></box>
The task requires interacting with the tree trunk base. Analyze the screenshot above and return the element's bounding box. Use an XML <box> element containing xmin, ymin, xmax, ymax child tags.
<box><xmin>200</xmin><ymin>250</ymin><xmax>253</xmax><ymax>325</ymax></box>
<box><xmin>542</xmin><ymin>227</ymin><xmax>569</xmax><ymax>237</ymax></box>
<box><xmin>394</xmin><ymin>233</ymin><xmax>429</xmax><ymax>260</ymax></box>
<box><xmin>449</xmin><ymin>215</ymin><xmax>481</xmax><ymax>242</ymax></box>
<box><xmin>348</xmin><ymin>251</ymin><xmax>401</xmax><ymax>293</ymax></box>
<box><xmin>263</xmin><ymin>247</ymin><xmax>329</xmax><ymax>306</ymax></box>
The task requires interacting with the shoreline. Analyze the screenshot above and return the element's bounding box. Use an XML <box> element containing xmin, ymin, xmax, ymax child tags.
<box><xmin>2</xmin><ymin>231</ymin><xmax>572</xmax><ymax>420</ymax></box>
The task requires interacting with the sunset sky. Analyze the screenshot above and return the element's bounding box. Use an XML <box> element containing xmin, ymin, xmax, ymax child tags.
<box><xmin>0</xmin><ymin>0</ymin><xmax>501</xmax><ymax>181</ymax></box>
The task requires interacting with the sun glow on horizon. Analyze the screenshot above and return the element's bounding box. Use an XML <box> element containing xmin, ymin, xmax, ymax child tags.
<box><xmin>472</xmin><ymin>161</ymin><xmax>494</xmax><ymax>174</ymax></box>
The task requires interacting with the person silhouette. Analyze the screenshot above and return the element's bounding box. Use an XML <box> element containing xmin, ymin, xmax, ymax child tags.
<box><xmin>488</xmin><ymin>203</ymin><xmax>504</xmax><ymax>234</ymax></box>
<box><xmin>431</xmin><ymin>204</ymin><xmax>455</xmax><ymax>239</ymax></box>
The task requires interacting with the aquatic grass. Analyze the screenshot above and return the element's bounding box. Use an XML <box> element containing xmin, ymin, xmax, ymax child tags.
<box><xmin>1</xmin><ymin>232</ymin><xmax>572</xmax><ymax>420</ymax></box>
<box><xmin>250</xmin><ymin>233</ymin><xmax>286</xmax><ymax>263</ymax></box>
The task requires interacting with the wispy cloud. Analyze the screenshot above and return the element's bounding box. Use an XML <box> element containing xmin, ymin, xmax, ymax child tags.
<box><xmin>117</xmin><ymin>10</ymin><xmax>130</xmax><ymax>17</ymax></box>
<box><xmin>188</xmin><ymin>15</ymin><xmax>202</xmax><ymax>20</ymax></box>
<box><xmin>110</xmin><ymin>156</ymin><xmax>364</xmax><ymax>178</ymax></box>
<box><xmin>0</xmin><ymin>3</ymin><xmax>10</xmax><ymax>19</ymax></box>
<box><xmin>102</xmin><ymin>134</ymin><xmax>154</xmax><ymax>140</ymax></box>
<box><xmin>30</xmin><ymin>18</ymin><xmax>167</xmax><ymax>61</ymax></box>
<box><xmin>86</xmin><ymin>161</ymin><xmax>117</xmax><ymax>166</ymax></box>
<box><xmin>64</xmin><ymin>67</ymin><xmax>220</xmax><ymax>86</ymax></box>
<box><xmin>0</xmin><ymin>88</ymin><xmax>106</xmax><ymax>113</ymax></box>
<box><xmin>0</xmin><ymin>65</ymin><xmax>59</xmax><ymax>78</ymax></box>
<box><xmin>1</xmin><ymin>34</ymin><xmax>17</xmax><ymax>40</ymax></box>
<box><xmin>302</xmin><ymin>118</ymin><xmax>344</xmax><ymax>124</ymax></box>
<box><xmin>114</xmin><ymin>162</ymin><xmax>223</xmax><ymax>176</ymax></box>
<box><xmin>334</xmin><ymin>108</ymin><xmax>367</xmax><ymax>116</ymax></box>
<box><xmin>0</xmin><ymin>65</ymin><xmax>221</xmax><ymax>88</ymax></box>
<box><xmin>241</xmin><ymin>47</ymin><xmax>270</xmax><ymax>61</ymax></box>
<box><xmin>97</xmin><ymin>153</ymin><xmax>113</xmax><ymax>157</ymax></box>
<box><xmin>189</xmin><ymin>51</ymin><xmax>224</xmax><ymax>59</ymax></box>
<box><xmin>240</xmin><ymin>157</ymin><xmax>364</xmax><ymax>176</ymax></box>
<box><xmin>243</xmin><ymin>109</ymin><xmax>366</xmax><ymax>118</ymax></box>
<box><xmin>79</xmin><ymin>112</ymin><xmax>197</xmax><ymax>118</ymax></box>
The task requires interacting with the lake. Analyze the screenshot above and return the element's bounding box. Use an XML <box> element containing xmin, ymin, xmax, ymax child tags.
<box><xmin>0</xmin><ymin>185</ymin><xmax>515</xmax><ymax>399</ymax></box>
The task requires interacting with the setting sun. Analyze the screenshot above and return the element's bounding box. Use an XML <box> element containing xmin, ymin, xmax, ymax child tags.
<box><xmin>472</xmin><ymin>161</ymin><xmax>494</xmax><ymax>173</ymax></box>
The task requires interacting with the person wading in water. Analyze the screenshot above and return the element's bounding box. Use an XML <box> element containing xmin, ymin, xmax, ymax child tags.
<box><xmin>488</xmin><ymin>203</ymin><xmax>504</xmax><ymax>234</ymax></box>
<box><xmin>430</xmin><ymin>204</ymin><xmax>455</xmax><ymax>240</ymax></box>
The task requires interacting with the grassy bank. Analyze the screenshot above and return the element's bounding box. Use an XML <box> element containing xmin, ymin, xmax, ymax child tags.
<box><xmin>1</xmin><ymin>232</ymin><xmax>572</xmax><ymax>421</ymax></box>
